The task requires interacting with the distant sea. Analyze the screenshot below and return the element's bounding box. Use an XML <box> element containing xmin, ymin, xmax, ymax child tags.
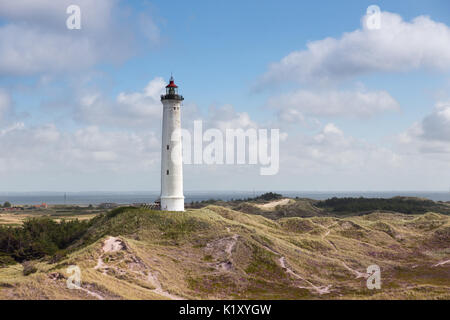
<box><xmin>0</xmin><ymin>191</ymin><xmax>449</xmax><ymax>205</ymax></box>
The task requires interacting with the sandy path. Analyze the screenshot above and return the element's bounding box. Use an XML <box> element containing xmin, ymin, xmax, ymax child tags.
<box><xmin>259</xmin><ymin>241</ymin><xmax>331</xmax><ymax>295</ymax></box>
<box><xmin>78</xmin><ymin>286</ymin><xmax>105</xmax><ymax>300</ymax></box>
<box><xmin>279</xmin><ymin>257</ymin><xmax>331</xmax><ymax>295</ymax></box>
<box><xmin>103</xmin><ymin>237</ymin><xmax>124</xmax><ymax>252</ymax></box>
<box><xmin>433</xmin><ymin>259</ymin><xmax>450</xmax><ymax>267</ymax></box>
<box><xmin>255</xmin><ymin>199</ymin><xmax>290</xmax><ymax>209</ymax></box>
<box><xmin>321</xmin><ymin>222</ymin><xmax>339</xmax><ymax>239</ymax></box>
<box><xmin>261</xmin><ymin>244</ymin><xmax>279</xmax><ymax>255</ymax></box>
<box><xmin>225</xmin><ymin>234</ymin><xmax>239</xmax><ymax>258</ymax></box>
<box><xmin>341</xmin><ymin>262</ymin><xmax>369</xmax><ymax>279</ymax></box>
<box><xmin>217</xmin><ymin>228</ymin><xmax>240</xmax><ymax>271</ymax></box>
<box><xmin>321</xmin><ymin>223</ymin><xmax>339</xmax><ymax>251</ymax></box>
<box><xmin>224</xmin><ymin>227</ymin><xmax>239</xmax><ymax>257</ymax></box>
<box><xmin>95</xmin><ymin>236</ymin><xmax>184</xmax><ymax>300</ymax></box>
<box><xmin>225</xmin><ymin>228</ymin><xmax>331</xmax><ymax>295</ymax></box>
<box><xmin>94</xmin><ymin>237</ymin><xmax>124</xmax><ymax>273</ymax></box>
<box><xmin>146</xmin><ymin>272</ymin><xmax>183</xmax><ymax>300</ymax></box>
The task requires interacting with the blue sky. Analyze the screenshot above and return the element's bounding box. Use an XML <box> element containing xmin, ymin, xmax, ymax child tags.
<box><xmin>107</xmin><ymin>0</ymin><xmax>449</xmax><ymax>122</ymax></box>
<box><xmin>0</xmin><ymin>0</ymin><xmax>450</xmax><ymax>192</ymax></box>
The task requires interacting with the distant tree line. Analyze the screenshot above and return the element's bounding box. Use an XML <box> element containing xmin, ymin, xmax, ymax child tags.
<box><xmin>316</xmin><ymin>197</ymin><xmax>438</xmax><ymax>214</ymax></box>
<box><xmin>254</xmin><ymin>192</ymin><xmax>282</xmax><ymax>201</ymax></box>
<box><xmin>0</xmin><ymin>217</ymin><xmax>92</xmax><ymax>266</ymax></box>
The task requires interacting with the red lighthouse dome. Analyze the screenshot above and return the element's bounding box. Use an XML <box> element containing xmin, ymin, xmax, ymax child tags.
<box><xmin>161</xmin><ymin>75</ymin><xmax>184</xmax><ymax>101</ymax></box>
<box><xmin>166</xmin><ymin>76</ymin><xmax>178</xmax><ymax>88</ymax></box>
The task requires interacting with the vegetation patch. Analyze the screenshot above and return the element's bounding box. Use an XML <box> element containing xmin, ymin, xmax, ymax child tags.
<box><xmin>0</xmin><ymin>217</ymin><xmax>92</xmax><ymax>263</ymax></box>
<box><xmin>288</xmin><ymin>238</ymin><xmax>332</xmax><ymax>252</ymax></box>
<box><xmin>244</xmin><ymin>244</ymin><xmax>284</xmax><ymax>279</ymax></box>
<box><xmin>279</xmin><ymin>218</ymin><xmax>317</xmax><ymax>234</ymax></box>
<box><xmin>187</xmin><ymin>274</ymin><xmax>239</xmax><ymax>297</ymax></box>
<box><xmin>370</xmin><ymin>222</ymin><xmax>398</xmax><ymax>239</ymax></box>
<box><xmin>317</xmin><ymin>197</ymin><xmax>450</xmax><ymax>215</ymax></box>
<box><xmin>22</xmin><ymin>261</ymin><xmax>37</xmax><ymax>276</ymax></box>
<box><xmin>82</xmin><ymin>208</ymin><xmax>212</xmax><ymax>245</ymax></box>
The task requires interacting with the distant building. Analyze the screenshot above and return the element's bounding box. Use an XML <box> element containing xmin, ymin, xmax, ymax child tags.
<box><xmin>98</xmin><ymin>203</ymin><xmax>119</xmax><ymax>209</ymax></box>
<box><xmin>33</xmin><ymin>203</ymin><xmax>48</xmax><ymax>209</ymax></box>
<box><xmin>133</xmin><ymin>202</ymin><xmax>160</xmax><ymax>210</ymax></box>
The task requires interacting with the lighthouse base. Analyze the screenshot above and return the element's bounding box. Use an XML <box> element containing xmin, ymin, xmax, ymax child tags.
<box><xmin>160</xmin><ymin>196</ymin><xmax>185</xmax><ymax>211</ymax></box>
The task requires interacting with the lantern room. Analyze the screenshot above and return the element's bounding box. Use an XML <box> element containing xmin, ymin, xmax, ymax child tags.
<box><xmin>161</xmin><ymin>76</ymin><xmax>184</xmax><ymax>101</ymax></box>
<box><xmin>166</xmin><ymin>76</ymin><xmax>178</xmax><ymax>95</ymax></box>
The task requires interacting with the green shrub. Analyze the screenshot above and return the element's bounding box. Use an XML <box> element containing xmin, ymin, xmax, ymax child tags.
<box><xmin>22</xmin><ymin>261</ymin><xmax>37</xmax><ymax>276</ymax></box>
<box><xmin>0</xmin><ymin>217</ymin><xmax>92</xmax><ymax>263</ymax></box>
<box><xmin>106</xmin><ymin>206</ymin><xmax>139</xmax><ymax>219</ymax></box>
<box><xmin>255</xmin><ymin>192</ymin><xmax>283</xmax><ymax>201</ymax></box>
<box><xmin>0</xmin><ymin>253</ymin><xmax>16</xmax><ymax>267</ymax></box>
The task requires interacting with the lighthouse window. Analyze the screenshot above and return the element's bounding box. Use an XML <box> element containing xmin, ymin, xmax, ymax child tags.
<box><xmin>167</xmin><ymin>145</ymin><xmax>169</xmax><ymax>150</ymax></box>
<box><xmin>173</xmin><ymin>107</ymin><xmax>176</xmax><ymax>110</ymax></box>
<box><xmin>166</xmin><ymin>170</ymin><xmax>169</xmax><ymax>175</ymax></box>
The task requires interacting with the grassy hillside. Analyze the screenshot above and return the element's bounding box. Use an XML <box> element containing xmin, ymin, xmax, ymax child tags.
<box><xmin>0</xmin><ymin>205</ymin><xmax>449</xmax><ymax>300</ymax></box>
<box><xmin>188</xmin><ymin>195</ymin><xmax>450</xmax><ymax>220</ymax></box>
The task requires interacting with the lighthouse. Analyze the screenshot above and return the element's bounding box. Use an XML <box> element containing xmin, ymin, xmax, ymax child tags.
<box><xmin>160</xmin><ymin>76</ymin><xmax>185</xmax><ymax>211</ymax></box>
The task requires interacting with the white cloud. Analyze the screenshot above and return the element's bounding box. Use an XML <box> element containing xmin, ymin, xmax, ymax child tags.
<box><xmin>75</xmin><ymin>77</ymin><xmax>166</xmax><ymax>128</ymax></box>
<box><xmin>292</xmin><ymin>123</ymin><xmax>388</xmax><ymax>168</ymax></box>
<box><xmin>259</xmin><ymin>12</ymin><xmax>450</xmax><ymax>86</ymax></box>
<box><xmin>139</xmin><ymin>14</ymin><xmax>161</xmax><ymax>44</ymax></box>
<box><xmin>397</xmin><ymin>101</ymin><xmax>450</xmax><ymax>155</ymax></box>
<box><xmin>0</xmin><ymin>24</ymin><xmax>101</xmax><ymax>75</ymax></box>
<box><xmin>421</xmin><ymin>102</ymin><xmax>450</xmax><ymax>142</ymax></box>
<box><xmin>268</xmin><ymin>122</ymin><xmax>409</xmax><ymax>190</ymax></box>
<box><xmin>198</xmin><ymin>120</ymin><xmax>450</xmax><ymax>191</ymax></box>
<box><xmin>0</xmin><ymin>123</ymin><xmax>160</xmax><ymax>174</ymax></box>
<box><xmin>0</xmin><ymin>0</ymin><xmax>116</xmax><ymax>31</ymax></box>
<box><xmin>2</xmin><ymin>105</ymin><xmax>450</xmax><ymax>191</ymax></box>
<box><xmin>0</xmin><ymin>0</ymin><xmax>159</xmax><ymax>76</ymax></box>
<box><xmin>0</xmin><ymin>122</ymin><xmax>24</xmax><ymax>135</ymax></box>
<box><xmin>205</xmin><ymin>104</ymin><xmax>258</xmax><ymax>131</ymax></box>
<box><xmin>0</xmin><ymin>100</ymin><xmax>274</xmax><ymax>186</ymax></box>
<box><xmin>270</xmin><ymin>88</ymin><xmax>400</xmax><ymax>120</ymax></box>
<box><xmin>0</xmin><ymin>89</ymin><xmax>12</xmax><ymax>121</ymax></box>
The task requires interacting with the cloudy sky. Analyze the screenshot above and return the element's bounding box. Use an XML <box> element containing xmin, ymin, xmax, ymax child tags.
<box><xmin>1</xmin><ymin>0</ymin><xmax>450</xmax><ymax>192</ymax></box>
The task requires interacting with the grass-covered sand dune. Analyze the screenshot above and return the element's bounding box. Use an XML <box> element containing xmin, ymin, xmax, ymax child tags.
<box><xmin>0</xmin><ymin>199</ymin><xmax>449</xmax><ymax>300</ymax></box>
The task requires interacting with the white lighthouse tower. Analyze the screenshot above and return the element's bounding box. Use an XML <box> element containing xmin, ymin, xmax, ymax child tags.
<box><xmin>160</xmin><ymin>76</ymin><xmax>184</xmax><ymax>211</ymax></box>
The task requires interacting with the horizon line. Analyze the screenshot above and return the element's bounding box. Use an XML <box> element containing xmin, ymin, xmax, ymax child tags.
<box><xmin>0</xmin><ymin>190</ymin><xmax>449</xmax><ymax>194</ymax></box>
